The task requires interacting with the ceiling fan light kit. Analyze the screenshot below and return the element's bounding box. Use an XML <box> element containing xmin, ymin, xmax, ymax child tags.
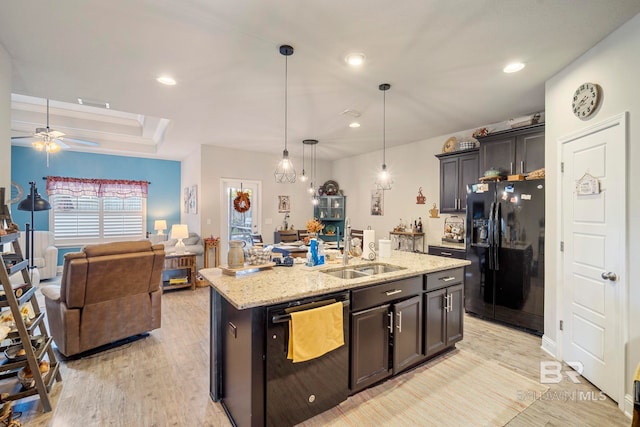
<box><xmin>11</xmin><ymin>98</ymin><xmax>100</xmax><ymax>167</ymax></box>
<box><xmin>274</xmin><ymin>44</ymin><xmax>297</xmax><ymax>183</ymax></box>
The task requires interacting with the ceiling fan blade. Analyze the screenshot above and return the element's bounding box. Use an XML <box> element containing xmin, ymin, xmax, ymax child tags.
<box><xmin>62</xmin><ymin>137</ymin><xmax>100</xmax><ymax>147</ymax></box>
<box><xmin>11</xmin><ymin>136</ymin><xmax>37</xmax><ymax>140</ymax></box>
<box><xmin>56</xmin><ymin>140</ymin><xmax>70</xmax><ymax>149</ymax></box>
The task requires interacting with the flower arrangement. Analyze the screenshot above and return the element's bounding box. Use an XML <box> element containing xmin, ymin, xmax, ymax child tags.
<box><xmin>472</xmin><ymin>127</ymin><xmax>489</xmax><ymax>138</ymax></box>
<box><xmin>306</xmin><ymin>218</ymin><xmax>324</xmax><ymax>233</ymax></box>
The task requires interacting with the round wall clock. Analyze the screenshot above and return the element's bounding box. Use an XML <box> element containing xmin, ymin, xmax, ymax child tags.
<box><xmin>572</xmin><ymin>82</ymin><xmax>600</xmax><ymax>119</ymax></box>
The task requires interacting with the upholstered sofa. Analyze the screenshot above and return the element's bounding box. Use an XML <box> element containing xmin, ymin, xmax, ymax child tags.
<box><xmin>41</xmin><ymin>240</ymin><xmax>165</xmax><ymax>357</ymax></box>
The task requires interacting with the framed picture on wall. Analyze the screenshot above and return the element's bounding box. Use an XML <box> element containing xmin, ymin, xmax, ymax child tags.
<box><xmin>371</xmin><ymin>189</ymin><xmax>384</xmax><ymax>216</ymax></box>
<box><xmin>189</xmin><ymin>185</ymin><xmax>198</xmax><ymax>214</ymax></box>
<box><xmin>278</xmin><ymin>195</ymin><xmax>290</xmax><ymax>213</ymax></box>
<box><xmin>184</xmin><ymin>187</ymin><xmax>191</xmax><ymax>213</ymax></box>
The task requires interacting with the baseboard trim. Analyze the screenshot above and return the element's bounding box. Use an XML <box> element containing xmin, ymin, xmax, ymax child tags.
<box><xmin>624</xmin><ymin>393</ymin><xmax>633</xmax><ymax>419</ymax></box>
<box><xmin>541</xmin><ymin>334</ymin><xmax>557</xmax><ymax>358</ymax></box>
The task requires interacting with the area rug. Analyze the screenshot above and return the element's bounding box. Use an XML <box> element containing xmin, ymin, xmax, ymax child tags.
<box><xmin>299</xmin><ymin>349</ymin><xmax>548</xmax><ymax>427</ymax></box>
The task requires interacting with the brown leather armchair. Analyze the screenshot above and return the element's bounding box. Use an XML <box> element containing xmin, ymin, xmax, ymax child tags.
<box><xmin>41</xmin><ymin>241</ymin><xmax>165</xmax><ymax>357</ymax></box>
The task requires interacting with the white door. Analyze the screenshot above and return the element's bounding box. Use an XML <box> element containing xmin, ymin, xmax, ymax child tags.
<box><xmin>220</xmin><ymin>179</ymin><xmax>261</xmax><ymax>265</ymax></box>
<box><xmin>561</xmin><ymin>113</ymin><xmax>626</xmax><ymax>404</ymax></box>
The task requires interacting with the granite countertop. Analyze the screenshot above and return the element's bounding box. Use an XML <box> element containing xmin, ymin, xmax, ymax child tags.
<box><xmin>200</xmin><ymin>250</ymin><xmax>470</xmax><ymax>310</ymax></box>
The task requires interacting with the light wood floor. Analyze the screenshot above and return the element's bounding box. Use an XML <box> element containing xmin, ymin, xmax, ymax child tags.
<box><xmin>12</xmin><ymin>285</ymin><xmax>631</xmax><ymax>426</ymax></box>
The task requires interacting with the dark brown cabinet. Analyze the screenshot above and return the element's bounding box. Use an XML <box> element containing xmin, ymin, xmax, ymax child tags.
<box><xmin>424</xmin><ymin>269</ymin><xmax>464</xmax><ymax>358</ymax></box>
<box><xmin>392</xmin><ymin>295</ymin><xmax>423</xmax><ymax>374</ymax></box>
<box><xmin>436</xmin><ymin>149</ymin><xmax>479</xmax><ymax>213</ymax></box>
<box><xmin>477</xmin><ymin>123</ymin><xmax>545</xmax><ymax>175</ymax></box>
<box><xmin>350</xmin><ymin>304</ymin><xmax>391</xmax><ymax>391</ymax></box>
<box><xmin>428</xmin><ymin>245</ymin><xmax>466</xmax><ymax>259</ymax></box>
<box><xmin>350</xmin><ymin>276</ymin><xmax>423</xmax><ymax>392</ymax></box>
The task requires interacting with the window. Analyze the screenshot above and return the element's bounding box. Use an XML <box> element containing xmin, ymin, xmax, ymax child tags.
<box><xmin>46</xmin><ymin>176</ymin><xmax>148</xmax><ymax>246</ymax></box>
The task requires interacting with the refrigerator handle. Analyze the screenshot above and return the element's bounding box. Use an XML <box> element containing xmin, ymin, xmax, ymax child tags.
<box><xmin>493</xmin><ymin>202</ymin><xmax>501</xmax><ymax>270</ymax></box>
<box><xmin>488</xmin><ymin>202</ymin><xmax>495</xmax><ymax>270</ymax></box>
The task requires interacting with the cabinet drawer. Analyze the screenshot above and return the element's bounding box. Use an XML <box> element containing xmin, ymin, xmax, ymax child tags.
<box><xmin>427</xmin><ymin>246</ymin><xmax>466</xmax><ymax>259</ymax></box>
<box><xmin>351</xmin><ymin>276</ymin><xmax>422</xmax><ymax>312</ymax></box>
<box><xmin>426</xmin><ymin>268</ymin><xmax>464</xmax><ymax>291</ymax></box>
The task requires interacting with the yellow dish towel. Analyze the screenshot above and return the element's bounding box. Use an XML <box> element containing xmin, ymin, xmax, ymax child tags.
<box><xmin>287</xmin><ymin>301</ymin><xmax>344</xmax><ymax>363</ymax></box>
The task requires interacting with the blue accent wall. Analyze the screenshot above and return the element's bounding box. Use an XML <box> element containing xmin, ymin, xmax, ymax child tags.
<box><xmin>10</xmin><ymin>146</ymin><xmax>181</xmax><ymax>265</ymax></box>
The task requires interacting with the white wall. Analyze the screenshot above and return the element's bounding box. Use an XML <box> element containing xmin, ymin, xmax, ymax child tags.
<box><xmin>0</xmin><ymin>42</ymin><xmax>11</xmax><ymax>193</ymax></box>
<box><xmin>197</xmin><ymin>144</ymin><xmax>332</xmax><ymax>245</ymax></box>
<box><xmin>332</xmin><ymin>127</ymin><xmax>491</xmax><ymax>246</ymax></box>
<box><xmin>545</xmin><ymin>12</ymin><xmax>640</xmax><ymax>401</ymax></box>
<box><xmin>181</xmin><ymin>145</ymin><xmax>201</xmax><ymax>236</ymax></box>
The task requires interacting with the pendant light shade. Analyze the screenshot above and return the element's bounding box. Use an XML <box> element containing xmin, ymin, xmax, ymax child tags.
<box><xmin>303</xmin><ymin>139</ymin><xmax>319</xmax><ymax>203</ymax></box>
<box><xmin>376</xmin><ymin>83</ymin><xmax>393</xmax><ymax>191</ymax></box>
<box><xmin>300</xmin><ymin>139</ymin><xmax>308</xmax><ymax>182</ymax></box>
<box><xmin>274</xmin><ymin>44</ymin><xmax>297</xmax><ymax>183</ymax></box>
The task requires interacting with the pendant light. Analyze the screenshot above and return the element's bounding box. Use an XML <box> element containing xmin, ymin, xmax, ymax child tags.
<box><xmin>376</xmin><ymin>83</ymin><xmax>393</xmax><ymax>190</ymax></box>
<box><xmin>303</xmin><ymin>139</ymin><xmax>319</xmax><ymax>204</ymax></box>
<box><xmin>300</xmin><ymin>139</ymin><xmax>308</xmax><ymax>182</ymax></box>
<box><xmin>274</xmin><ymin>44</ymin><xmax>296</xmax><ymax>183</ymax></box>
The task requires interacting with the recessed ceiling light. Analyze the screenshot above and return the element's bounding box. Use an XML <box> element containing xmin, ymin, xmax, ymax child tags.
<box><xmin>156</xmin><ymin>76</ymin><xmax>177</xmax><ymax>85</ymax></box>
<box><xmin>503</xmin><ymin>62</ymin><xmax>525</xmax><ymax>73</ymax></box>
<box><xmin>345</xmin><ymin>53</ymin><xmax>366</xmax><ymax>66</ymax></box>
<box><xmin>349</xmin><ymin>122</ymin><xmax>361</xmax><ymax>128</ymax></box>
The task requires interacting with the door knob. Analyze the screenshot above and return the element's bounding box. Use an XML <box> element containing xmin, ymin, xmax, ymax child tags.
<box><xmin>601</xmin><ymin>272</ymin><xmax>617</xmax><ymax>281</ymax></box>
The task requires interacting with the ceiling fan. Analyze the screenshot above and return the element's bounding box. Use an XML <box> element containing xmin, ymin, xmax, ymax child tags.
<box><xmin>11</xmin><ymin>98</ymin><xmax>100</xmax><ymax>165</ymax></box>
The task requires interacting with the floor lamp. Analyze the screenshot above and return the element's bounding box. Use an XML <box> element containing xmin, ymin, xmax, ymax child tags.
<box><xmin>17</xmin><ymin>181</ymin><xmax>51</xmax><ymax>283</ymax></box>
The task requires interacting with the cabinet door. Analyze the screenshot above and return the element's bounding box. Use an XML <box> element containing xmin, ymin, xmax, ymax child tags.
<box><xmin>458</xmin><ymin>152</ymin><xmax>479</xmax><ymax>212</ymax></box>
<box><xmin>446</xmin><ymin>284</ymin><xmax>464</xmax><ymax>345</ymax></box>
<box><xmin>515</xmin><ymin>131</ymin><xmax>545</xmax><ymax>174</ymax></box>
<box><xmin>479</xmin><ymin>136</ymin><xmax>515</xmax><ymax>175</ymax></box>
<box><xmin>439</xmin><ymin>157</ymin><xmax>459</xmax><ymax>213</ymax></box>
<box><xmin>392</xmin><ymin>295</ymin><xmax>423</xmax><ymax>374</ymax></box>
<box><xmin>424</xmin><ymin>288</ymin><xmax>447</xmax><ymax>357</ymax></box>
<box><xmin>350</xmin><ymin>304</ymin><xmax>391</xmax><ymax>392</ymax></box>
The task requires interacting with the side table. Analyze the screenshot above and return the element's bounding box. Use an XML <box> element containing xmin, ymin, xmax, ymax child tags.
<box><xmin>162</xmin><ymin>252</ymin><xmax>197</xmax><ymax>291</ymax></box>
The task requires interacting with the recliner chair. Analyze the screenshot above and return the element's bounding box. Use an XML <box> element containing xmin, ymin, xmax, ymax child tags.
<box><xmin>41</xmin><ymin>240</ymin><xmax>165</xmax><ymax>357</ymax></box>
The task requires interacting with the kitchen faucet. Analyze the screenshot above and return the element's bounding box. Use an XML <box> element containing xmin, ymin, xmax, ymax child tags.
<box><xmin>343</xmin><ymin>217</ymin><xmax>351</xmax><ymax>266</ymax></box>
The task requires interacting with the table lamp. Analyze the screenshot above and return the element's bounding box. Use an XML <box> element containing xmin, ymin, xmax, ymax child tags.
<box><xmin>170</xmin><ymin>224</ymin><xmax>189</xmax><ymax>255</ymax></box>
<box><xmin>154</xmin><ymin>219</ymin><xmax>167</xmax><ymax>235</ymax></box>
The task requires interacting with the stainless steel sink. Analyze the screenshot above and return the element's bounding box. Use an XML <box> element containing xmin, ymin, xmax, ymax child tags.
<box><xmin>352</xmin><ymin>263</ymin><xmax>406</xmax><ymax>275</ymax></box>
<box><xmin>323</xmin><ymin>269</ymin><xmax>369</xmax><ymax>279</ymax></box>
<box><xmin>322</xmin><ymin>263</ymin><xmax>406</xmax><ymax>279</ymax></box>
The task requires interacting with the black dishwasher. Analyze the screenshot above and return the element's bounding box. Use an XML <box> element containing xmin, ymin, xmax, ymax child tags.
<box><xmin>265</xmin><ymin>291</ymin><xmax>350</xmax><ymax>427</ymax></box>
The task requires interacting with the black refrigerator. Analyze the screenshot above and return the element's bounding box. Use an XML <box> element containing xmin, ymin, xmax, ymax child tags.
<box><xmin>465</xmin><ymin>179</ymin><xmax>545</xmax><ymax>334</ymax></box>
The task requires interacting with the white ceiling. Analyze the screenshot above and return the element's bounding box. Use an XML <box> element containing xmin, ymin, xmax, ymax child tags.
<box><xmin>2</xmin><ymin>1</ymin><xmax>639</xmax><ymax>161</ymax></box>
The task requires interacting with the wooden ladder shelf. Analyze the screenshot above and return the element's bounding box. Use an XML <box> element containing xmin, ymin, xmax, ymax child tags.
<box><xmin>0</xmin><ymin>187</ymin><xmax>61</xmax><ymax>412</ymax></box>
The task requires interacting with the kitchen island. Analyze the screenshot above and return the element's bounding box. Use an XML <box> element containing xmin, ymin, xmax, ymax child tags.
<box><xmin>201</xmin><ymin>250</ymin><xmax>470</xmax><ymax>427</ymax></box>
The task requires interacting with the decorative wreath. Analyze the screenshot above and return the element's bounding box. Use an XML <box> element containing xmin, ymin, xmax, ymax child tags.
<box><xmin>233</xmin><ymin>191</ymin><xmax>251</xmax><ymax>213</ymax></box>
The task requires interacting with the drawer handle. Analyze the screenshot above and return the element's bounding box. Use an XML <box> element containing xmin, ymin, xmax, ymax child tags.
<box><xmin>385</xmin><ymin>289</ymin><xmax>402</xmax><ymax>296</ymax></box>
<box><xmin>440</xmin><ymin>252</ymin><xmax>452</xmax><ymax>256</ymax></box>
<box><xmin>440</xmin><ymin>276</ymin><xmax>456</xmax><ymax>282</ymax></box>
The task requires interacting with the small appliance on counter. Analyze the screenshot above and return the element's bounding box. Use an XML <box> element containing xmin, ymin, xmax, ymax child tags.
<box><xmin>442</xmin><ymin>216</ymin><xmax>464</xmax><ymax>243</ymax></box>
